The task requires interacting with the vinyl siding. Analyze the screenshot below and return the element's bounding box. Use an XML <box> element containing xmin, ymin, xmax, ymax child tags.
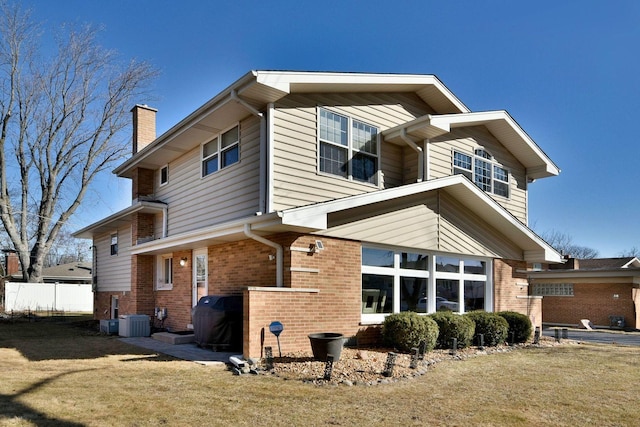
<box><xmin>155</xmin><ymin>115</ymin><xmax>262</xmax><ymax>235</ymax></box>
<box><xmin>271</xmin><ymin>93</ymin><xmax>434</xmax><ymax>210</ymax></box>
<box><xmin>429</xmin><ymin>127</ymin><xmax>528</xmax><ymax>223</ymax></box>
<box><xmin>317</xmin><ymin>190</ymin><xmax>524</xmax><ymax>260</ymax></box>
<box><xmin>95</xmin><ymin>226</ymin><xmax>132</xmax><ymax>292</ymax></box>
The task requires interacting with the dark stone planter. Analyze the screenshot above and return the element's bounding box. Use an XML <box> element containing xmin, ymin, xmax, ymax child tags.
<box><xmin>308</xmin><ymin>332</ymin><xmax>344</xmax><ymax>361</ymax></box>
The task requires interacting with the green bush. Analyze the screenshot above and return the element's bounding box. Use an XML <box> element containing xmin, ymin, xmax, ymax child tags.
<box><xmin>381</xmin><ymin>312</ymin><xmax>439</xmax><ymax>353</ymax></box>
<box><xmin>429</xmin><ymin>311</ymin><xmax>475</xmax><ymax>349</ymax></box>
<box><xmin>465</xmin><ymin>311</ymin><xmax>509</xmax><ymax>347</ymax></box>
<box><xmin>497</xmin><ymin>311</ymin><xmax>533</xmax><ymax>343</ymax></box>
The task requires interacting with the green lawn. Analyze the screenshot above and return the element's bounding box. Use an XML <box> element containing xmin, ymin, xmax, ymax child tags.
<box><xmin>1</xmin><ymin>317</ymin><xmax>639</xmax><ymax>426</ymax></box>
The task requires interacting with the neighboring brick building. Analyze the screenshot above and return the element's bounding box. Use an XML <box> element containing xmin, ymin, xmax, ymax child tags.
<box><xmin>74</xmin><ymin>71</ymin><xmax>563</xmax><ymax>358</ymax></box>
<box><xmin>528</xmin><ymin>257</ymin><xmax>640</xmax><ymax>329</ymax></box>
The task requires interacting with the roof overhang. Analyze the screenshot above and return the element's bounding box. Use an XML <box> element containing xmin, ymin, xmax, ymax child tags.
<box><xmin>111</xmin><ymin>176</ymin><xmax>559</xmax><ymax>263</ymax></box>
<box><xmin>114</xmin><ymin>71</ymin><xmax>470</xmax><ymax>178</ymax></box>
<box><xmin>72</xmin><ymin>200</ymin><xmax>167</xmax><ymax>239</ymax></box>
<box><xmin>280</xmin><ymin>175</ymin><xmax>562</xmax><ymax>263</ymax></box>
<box><xmin>382</xmin><ymin>111</ymin><xmax>560</xmax><ymax>180</ymax></box>
<box><xmin>528</xmin><ymin>268</ymin><xmax>640</xmax><ymax>284</ymax></box>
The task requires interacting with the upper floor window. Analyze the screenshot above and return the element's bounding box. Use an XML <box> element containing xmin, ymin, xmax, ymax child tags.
<box><xmin>202</xmin><ymin>125</ymin><xmax>239</xmax><ymax>177</ymax></box>
<box><xmin>318</xmin><ymin>108</ymin><xmax>379</xmax><ymax>184</ymax></box>
<box><xmin>110</xmin><ymin>234</ymin><xmax>118</xmax><ymax>256</ymax></box>
<box><xmin>453</xmin><ymin>149</ymin><xmax>509</xmax><ymax>197</ymax></box>
<box><xmin>160</xmin><ymin>165</ymin><xmax>169</xmax><ymax>186</ymax></box>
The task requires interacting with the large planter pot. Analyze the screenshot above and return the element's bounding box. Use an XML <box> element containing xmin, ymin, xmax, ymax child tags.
<box><xmin>308</xmin><ymin>332</ymin><xmax>344</xmax><ymax>361</ymax></box>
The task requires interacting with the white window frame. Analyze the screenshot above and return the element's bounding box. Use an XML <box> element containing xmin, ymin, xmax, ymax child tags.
<box><xmin>361</xmin><ymin>246</ymin><xmax>492</xmax><ymax>324</ymax></box>
<box><xmin>156</xmin><ymin>254</ymin><xmax>173</xmax><ymax>291</ymax></box>
<box><xmin>159</xmin><ymin>165</ymin><xmax>169</xmax><ymax>186</ymax></box>
<box><xmin>453</xmin><ymin>148</ymin><xmax>510</xmax><ymax>198</ymax></box>
<box><xmin>110</xmin><ymin>233</ymin><xmax>118</xmax><ymax>256</ymax></box>
<box><xmin>201</xmin><ymin>124</ymin><xmax>240</xmax><ymax>178</ymax></box>
<box><xmin>317</xmin><ymin>107</ymin><xmax>380</xmax><ymax>185</ymax></box>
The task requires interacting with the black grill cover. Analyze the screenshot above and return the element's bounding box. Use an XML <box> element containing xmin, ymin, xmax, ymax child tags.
<box><xmin>192</xmin><ymin>295</ymin><xmax>243</xmax><ymax>351</ymax></box>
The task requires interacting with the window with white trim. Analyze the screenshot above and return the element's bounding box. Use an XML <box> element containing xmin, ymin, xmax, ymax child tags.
<box><xmin>202</xmin><ymin>125</ymin><xmax>239</xmax><ymax>177</ymax></box>
<box><xmin>453</xmin><ymin>148</ymin><xmax>510</xmax><ymax>197</ymax></box>
<box><xmin>110</xmin><ymin>234</ymin><xmax>118</xmax><ymax>256</ymax></box>
<box><xmin>318</xmin><ymin>108</ymin><xmax>379</xmax><ymax>184</ymax></box>
<box><xmin>160</xmin><ymin>165</ymin><xmax>169</xmax><ymax>186</ymax></box>
<box><xmin>156</xmin><ymin>254</ymin><xmax>173</xmax><ymax>290</ymax></box>
<box><xmin>361</xmin><ymin>247</ymin><xmax>491</xmax><ymax>320</ymax></box>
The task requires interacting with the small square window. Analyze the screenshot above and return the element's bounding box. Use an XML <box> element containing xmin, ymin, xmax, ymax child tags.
<box><xmin>202</xmin><ymin>125</ymin><xmax>239</xmax><ymax>177</ymax></box>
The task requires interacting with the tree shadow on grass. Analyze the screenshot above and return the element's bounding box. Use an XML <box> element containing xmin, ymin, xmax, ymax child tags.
<box><xmin>0</xmin><ymin>369</ymin><xmax>95</xmax><ymax>426</ymax></box>
<box><xmin>0</xmin><ymin>318</ymin><xmax>175</xmax><ymax>362</ymax></box>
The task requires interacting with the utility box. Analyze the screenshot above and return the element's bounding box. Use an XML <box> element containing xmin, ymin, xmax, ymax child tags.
<box><xmin>100</xmin><ymin>319</ymin><xmax>119</xmax><ymax>335</ymax></box>
<box><xmin>118</xmin><ymin>314</ymin><xmax>150</xmax><ymax>337</ymax></box>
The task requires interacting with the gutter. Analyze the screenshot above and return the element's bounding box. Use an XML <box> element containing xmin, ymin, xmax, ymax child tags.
<box><xmin>244</xmin><ymin>223</ymin><xmax>283</xmax><ymax>287</ymax></box>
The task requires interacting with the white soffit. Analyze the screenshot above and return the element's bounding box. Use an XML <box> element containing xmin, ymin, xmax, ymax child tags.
<box><xmin>253</xmin><ymin>71</ymin><xmax>470</xmax><ymax>114</ymax></box>
<box><xmin>117</xmin><ymin>70</ymin><xmax>470</xmax><ymax>177</ymax></box>
<box><xmin>383</xmin><ymin>110</ymin><xmax>560</xmax><ymax>180</ymax></box>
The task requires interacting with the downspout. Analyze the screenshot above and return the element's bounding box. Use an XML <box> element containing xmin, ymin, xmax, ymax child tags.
<box><xmin>244</xmin><ymin>223</ymin><xmax>283</xmax><ymax>287</ymax></box>
<box><xmin>400</xmin><ymin>128</ymin><xmax>423</xmax><ymax>182</ymax></box>
<box><xmin>161</xmin><ymin>204</ymin><xmax>168</xmax><ymax>238</ymax></box>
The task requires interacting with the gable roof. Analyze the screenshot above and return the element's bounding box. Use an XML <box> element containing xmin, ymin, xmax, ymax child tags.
<box><xmin>114</xmin><ymin>71</ymin><xmax>470</xmax><ymax>178</ymax></box>
<box><xmin>382</xmin><ymin>110</ymin><xmax>560</xmax><ymax>180</ymax></box>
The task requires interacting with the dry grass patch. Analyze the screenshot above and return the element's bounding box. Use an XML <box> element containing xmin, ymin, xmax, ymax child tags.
<box><xmin>1</xmin><ymin>317</ymin><xmax>640</xmax><ymax>426</ymax></box>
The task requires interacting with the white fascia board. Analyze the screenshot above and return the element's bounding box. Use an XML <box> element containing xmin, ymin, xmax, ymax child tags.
<box><xmin>254</xmin><ymin>71</ymin><xmax>470</xmax><ymax>113</ymax></box>
<box><xmin>129</xmin><ymin>212</ymin><xmax>282</xmax><ymax>255</ymax></box>
<box><xmin>72</xmin><ymin>201</ymin><xmax>167</xmax><ymax>239</ymax></box>
<box><xmin>280</xmin><ymin>175</ymin><xmax>561</xmax><ymax>263</ymax></box>
<box><xmin>622</xmin><ymin>257</ymin><xmax>640</xmax><ymax>268</ymax></box>
<box><xmin>114</xmin><ymin>71</ymin><xmax>258</xmax><ymax>177</ymax></box>
<box><xmin>442</xmin><ymin>110</ymin><xmax>560</xmax><ymax>177</ymax></box>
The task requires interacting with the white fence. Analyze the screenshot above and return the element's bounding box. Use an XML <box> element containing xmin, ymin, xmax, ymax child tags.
<box><xmin>3</xmin><ymin>282</ymin><xmax>93</xmax><ymax>312</ymax></box>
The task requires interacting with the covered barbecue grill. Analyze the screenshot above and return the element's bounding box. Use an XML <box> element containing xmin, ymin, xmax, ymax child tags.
<box><xmin>192</xmin><ymin>295</ymin><xmax>243</xmax><ymax>351</ymax></box>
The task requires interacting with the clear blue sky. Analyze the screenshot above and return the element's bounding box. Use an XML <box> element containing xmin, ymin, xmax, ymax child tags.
<box><xmin>21</xmin><ymin>0</ymin><xmax>640</xmax><ymax>257</ymax></box>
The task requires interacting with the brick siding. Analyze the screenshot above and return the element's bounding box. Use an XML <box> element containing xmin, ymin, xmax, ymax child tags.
<box><xmin>542</xmin><ymin>282</ymin><xmax>635</xmax><ymax>328</ymax></box>
<box><xmin>493</xmin><ymin>258</ymin><xmax>542</xmax><ymax>331</ymax></box>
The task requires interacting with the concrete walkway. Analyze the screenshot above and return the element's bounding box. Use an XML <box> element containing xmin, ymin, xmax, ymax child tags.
<box><xmin>119</xmin><ymin>336</ymin><xmax>236</xmax><ymax>368</ymax></box>
<box><xmin>542</xmin><ymin>327</ymin><xmax>640</xmax><ymax>346</ymax></box>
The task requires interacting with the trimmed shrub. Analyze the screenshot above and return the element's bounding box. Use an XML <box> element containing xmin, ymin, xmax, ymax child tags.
<box><xmin>465</xmin><ymin>311</ymin><xmax>509</xmax><ymax>347</ymax></box>
<box><xmin>497</xmin><ymin>311</ymin><xmax>533</xmax><ymax>343</ymax></box>
<box><xmin>381</xmin><ymin>312</ymin><xmax>439</xmax><ymax>353</ymax></box>
<box><xmin>429</xmin><ymin>311</ymin><xmax>475</xmax><ymax>349</ymax></box>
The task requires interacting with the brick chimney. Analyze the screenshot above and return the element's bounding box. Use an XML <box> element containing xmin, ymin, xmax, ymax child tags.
<box><xmin>131</xmin><ymin>104</ymin><xmax>157</xmax><ymax>154</ymax></box>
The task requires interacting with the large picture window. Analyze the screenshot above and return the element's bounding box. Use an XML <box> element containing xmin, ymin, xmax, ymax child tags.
<box><xmin>202</xmin><ymin>125</ymin><xmax>239</xmax><ymax>177</ymax></box>
<box><xmin>319</xmin><ymin>108</ymin><xmax>378</xmax><ymax>184</ymax></box>
<box><xmin>453</xmin><ymin>148</ymin><xmax>509</xmax><ymax>197</ymax></box>
<box><xmin>362</xmin><ymin>247</ymin><xmax>491</xmax><ymax>320</ymax></box>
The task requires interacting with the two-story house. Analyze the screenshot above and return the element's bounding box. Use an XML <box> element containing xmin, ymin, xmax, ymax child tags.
<box><xmin>74</xmin><ymin>70</ymin><xmax>562</xmax><ymax>358</ymax></box>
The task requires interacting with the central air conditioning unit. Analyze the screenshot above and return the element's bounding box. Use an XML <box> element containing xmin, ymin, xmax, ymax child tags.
<box><xmin>99</xmin><ymin>319</ymin><xmax>119</xmax><ymax>335</ymax></box>
<box><xmin>118</xmin><ymin>314</ymin><xmax>151</xmax><ymax>337</ymax></box>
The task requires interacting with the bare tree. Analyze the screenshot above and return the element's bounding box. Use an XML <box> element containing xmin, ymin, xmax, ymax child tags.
<box><xmin>540</xmin><ymin>229</ymin><xmax>599</xmax><ymax>259</ymax></box>
<box><xmin>0</xmin><ymin>2</ymin><xmax>157</xmax><ymax>282</ymax></box>
<box><xmin>618</xmin><ymin>247</ymin><xmax>640</xmax><ymax>258</ymax></box>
